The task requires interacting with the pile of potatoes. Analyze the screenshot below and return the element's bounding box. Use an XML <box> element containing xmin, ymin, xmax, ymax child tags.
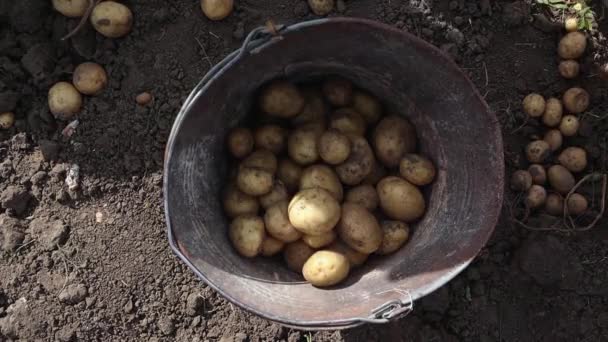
<box><xmin>513</xmin><ymin>87</ymin><xmax>591</xmax><ymax>216</ymax></box>
<box><xmin>52</xmin><ymin>0</ymin><xmax>133</xmax><ymax>38</ymax></box>
<box><xmin>557</xmin><ymin>23</ymin><xmax>587</xmax><ymax>79</ymax></box>
<box><xmin>223</xmin><ymin>78</ymin><xmax>436</xmax><ymax>287</ymax></box>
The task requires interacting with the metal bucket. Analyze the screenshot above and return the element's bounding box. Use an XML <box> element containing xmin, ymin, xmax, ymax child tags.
<box><xmin>163</xmin><ymin>18</ymin><xmax>504</xmax><ymax>330</ymax></box>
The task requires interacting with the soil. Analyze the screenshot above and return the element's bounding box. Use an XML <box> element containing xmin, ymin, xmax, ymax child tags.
<box><xmin>1</xmin><ymin>0</ymin><xmax>608</xmax><ymax>341</ymax></box>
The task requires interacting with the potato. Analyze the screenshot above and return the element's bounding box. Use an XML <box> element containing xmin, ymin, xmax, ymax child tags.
<box><xmin>288</xmin><ymin>188</ymin><xmax>341</xmax><ymax>236</ymax></box>
<box><xmin>373</xmin><ymin>115</ymin><xmax>417</xmax><ymax>167</ymax></box>
<box><xmin>259</xmin><ymin>181</ymin><xmax>288</xmax><ymax>209</ymax></box>
<box><xmin>303</xmin><ymin>251</ymin><xmax>350</xmax><ymax>287</ymax></box>
<box><xmin>525</xmin><ymin>185</ymin><xmax>547</xmax><ymax>209</ymax></box>
<box><xmin>228</xmin><ymin>215</ymin><xmax>265</xmax><ymax>257</ymax></box>
<box><xmin>284</xmin><ymin>240</ymin><xmax>315</xmax><ymax>272</ymax></box>
<box><xmin>528</xmin><ymin>164</ymin><xmax>546</xmax><ymax>185</ymax></box>
<box><xmin>236</xmin><ymin>167</ymin><xmax>273</xmax><ymax>196</ymax></box>
<box><xmin>292</xmin><ymin>89</ymin><xmax>328</xmax><ymax>126</ymax></box>
<box><xmin>318</xmin><ymin>130</ymin><xmax>351</xmax><ymax>165</ymax></box>
<box><xmin>48</xmin><ymin>82</ymin><xmax>82</xmax><ymax>120</ymax></box>
<box><xmin>261</xmin><ymin>236</ymin><xmax>285</xmax><ymax>256</ymax></box>
<box><xmin>136</xmin><ymin>92</ymin><xmax>153</xmax><ymax>106</ymax></box>
<box><xmin>201</xmin><ymin>0</ymin><xmax>234</xmax><ymax>20</ymax></box>
<box><xmin>562</xmin><ymin>87</ymin><xmax>589</xmax><ymax>114</ymax></box>
<box><xmin>277</xmin><ymin>159</ymin><xmax>302</xmax><ymax>192</ymax></box>
<box><xmin>525</xmin><ymin>140</ymin><xmax>550</xmax><ymax>164</ymax></box>
<box><xmin>264</xmin><ymin>201</ymin><xmax>302</xmax><ymax>243</ymax></box>
<box><xmin>91</xmin><ymin>1</ymin><xmax>133</xmax><ymax>38</ymax></box>
<box><xmin>557</xmin><ymin>146</ymin><xmax>587</xmax><ymax>173</ymax></box>
<box><xmin>345</xmin><ymin>185</ymin><xmax>378</xmax><ymax>211</ymax></box>
<box><xmin>73</xmin><ymin>62</ymin><xmax>107</xmax><ymax>95</ymax></box>
<box><xmin>545</xmin><ymin>193</ymin><xmax>564</xmax><ymax>216</ymax></box>
<box><xmin>544</xmin><ymin>129</ymin><xmax>563</xmax><ymax>151</ymax></box>
<box><xmin>377</xmin><ymin>176</ymin><xmax>425</xmax><ymax>222</ymax></box>
<box><xmin>335</xmin><ymin>136</ymin><xmax>375</xmax><ymax>185</ymax></box>
<box><xmin>227</xmin><ymin>127</ymin><xmax>254</xmax><ymax>159</ymax></box>
<box><xmin>558</xmin><ymin>60</ymin><xmax>580</xmax><ymax>79</ymax></box>
<box><xmin>299</xmin><ymin>164</ymin><xmax>343</xmax><ymax>201</ymax></box>
<box><xmin>547</xmin><ymin>165</ymin><xmax>575</xmax><ymax>194</ymax></box>
<box><xmin>0</xmin><ymin>112</ymin><xmax>15</xmax><ymax>129</ymax></box>
<box><xmin>254</xmin><ymin>125</ymin><xmax>287</xmax><ymax>154</ymax></box>
<box><xmin>564</xmin><ymin>17</ymin><xmax>578</xmax><ymax>32</ymax></box>
<box><xmin>541</xmin><ymin>98</ymin><xmax>563</xmax><ymax>127</ymax></box>
<box><xmin>52</xmin><ymin>0</ymin><xmax>88</xmax><ymax>17</ymax></box>
<box><xmin>566</xmin><ymin>193</ymin><xmax>588</xmax><ymax>215</ymax></box>
<box><xmin>399</xmin><ymin>154</ymin><xmax>436</xmax><ymax>186</ymax></box>
<box><xmin>307</xmin><ymin>0</ymin><xmax>334</xmax><ymax>16</ymax></box>
<box><xmin>242</xmin><ymin>149</ymin><xmax>277</xmax><ymax>174</ymax></box>
<box><xmin>558</xmin><ymin>31</ymin><xmax>587</xmax><ymax>59</ymax></box>
<box><xmin>287</xmin><ymin>128</ymin><xmax>320</xmax><ymax>165</ymax></box>
<box><xmin>522</xmin><ymin>93</ymin><xmax>545</xmax><ymax>118</ymax></box>
<box><xmin>326</xmin><ymin>241</ymin><xmax>368</xmax><ymax>267</ymax></box>
<box><xmin>302</xmin><ymin>231</ymin><xmax>336</xmax><ymax>249</ymax></box>
<box><xmin>559</xmin><ymin>115</ymin><xmax>580</xmax><ymax>137</ymax></box>
<box><xmin>510</xmin><ymin>170</ymin><xmax>533</xmax><ymax>191</ymax></box>
<box><xmin>362</xmin><ymin>161</ymin><xmax>387</xmax><ymax>185</ymax></box>
<box><xmin>328</xmin><ymin>108</ymin><xmax>366</xmax><ymax>136</ymax></box>
<box><xmin>259</xmin><ymin>80</ymin><xmax>305</xmax><ymax>118</ymax></box>
<box><xmin>352</xmin><ymin>90</ymin><xmax>382</xmax><ymax>124</ymax></box>
<box><xmin>223</xmin><ymin>184</ymin><xmax>259</xmax><ymax>218</ymax></box>
<box><xmin>299</xmin><ymin>119</ymin><xmax>326</xmax><ymax>136</ymax></box>
<box><xmin>376</xmin><ymin>220</ymin><xmax>410</xmax><ymax>255</ymax></box>
<box><xmin>337</xmin><ymin>203</ymin><xmax>383</xmax><ymax>254</ymax></box>
<box><xmin>322</xmin><ymin>77</ymin><xmax>353</xmax><ymax>107</ymax></box>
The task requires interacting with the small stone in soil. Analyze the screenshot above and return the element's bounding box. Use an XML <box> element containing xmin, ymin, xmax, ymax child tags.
<box><xmin>59</xmin><ymin>284</ymin><xmax>88</xmax><ymax>304</ymax></box>
<box><xmin>157</xmin><ymin>317</ymin><xmax>175</xmax><ymax>336</ymax></box>
<box><xmin>186</xmin><ymin>293</ymin><xmax>204</xmax><ymax>316</ymax></box>
<box><xmin>0</xmin><ymin>185</ymin><xmax>31</xmax><ymax>214</ymax></box>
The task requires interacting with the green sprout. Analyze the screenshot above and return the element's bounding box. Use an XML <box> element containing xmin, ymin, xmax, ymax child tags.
<box><xmin>536</xmin><ymin>0</ymin><xmax>597</xmax><ymax>31</ymax></box>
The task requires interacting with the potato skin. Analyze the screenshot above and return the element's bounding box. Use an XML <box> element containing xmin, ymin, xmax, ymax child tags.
<box><xmin>545</xmin><ymin>193</ymin><xmax>564</xmax><ymax>216</ymax></box>
<box><xmin>299</xmin><ymin>164</ymin><xmax>343</xmax><ymax>201</ymax></box>
<box><xmin>528</xmin><ymin>164</ymin><xmax>546</xmax><ymax>185</ymax></box>
<box><xmin>260</xmin><ymin>80</ymin><xmax>305</xmax><ymax>118</ymax></box>
<box><xmin>377</xmin><ymin>176</ymin><xmax>426</xmax><ymax>222</ymax></box>
<box><xmin>326</xmin><ymin>241</ymin><xmax>368</xmax><ymax>267</ymax></box>
<box><xmin>525</xmin><ymin>140</ymin><xmax>550</xmax><ymax>164</ymax></box>
<box><xmin>558</xmin><ymin>60</ymin><xmax>580</xmax><ymax>79</ymax></box>
<box><xmin>287</xmin><ymin>128</ymin><xmax>320</xmax><ymax>165</ymax></box>
<box><xmin>559</xmin><ymin>115</ymin><xmax>580</xmax><ymax>137</ymax></box>
<box><xmin>277</xmin><ymin>159</ymin><xmax>302</xmax><ymax>192</ymax></box>
<box><xmin>376</xmin><ymin>221</ymin><xmax>410</xmax><ymax>255</ymax></box>
<box><xmin>53</xmin><ymin>0</ymin><xmax>88</xmax><ymax>17</ymax></box>
<box><xmin>201</xmin><ymin>0</ymin><xmax>234</xmax><ymax>20</ymax></box>
<box><xmin>322</xmin><ymin>77</ymin><xmax>353</xmax><ymax>106</ymax></box>
<box><xmin>229</xmin><ymin>215</ymin><xmax>265</xmax><ymax>257</ymax></box>
<box><xmin>261</xmin><ymin>236</ymin><xmax>285</xmax><ymax>256</ymax></box>
<box><xmin>307</xmin><ymin>0</ymin><xmax>334</xmax><ymax>16</ymax></box>
<box><xmin>223</xmin><ymin>184</ymin><xmax>259</xmax><ymax>218</ymax></box>
<box><xmin>264</xmin><ymin>201</ymin><xmax>302</xmax><ymax>243</ymax></box>
<box><xmin>48</xmin><ymin>82</ymin><xmax>82</xmax><ymax>119</ymax></box>
<box><xmin>399</xmin><ymin>154</ymin><xmax>436</xmax><ymax>186</ymax></box>
<box><xmin>328</xmin><ymin>108</ymin><xmax>366</xmax><ymax>136</ymax></box>
<box><xmin>0</xmin><ymin>112</ymin><xmax>15</xmax><ymax>129</ymax></box>
<box><xmin>345</xmin><ymin>184</ymin><xmax>378</xmax><ymax>211</ymax></box>
<box><xmin>254</xmin><ymin>125</ymin><xmax>287</xmax><ymax>154</ymax></box>
<box><xmin>242</xmin><ymin>149</ymin><xmax>277</xmax><ymax>174</ymax></box>
<box><xmin>302</xmin><ymin>231</ymin><xmax>336</xmax><ymax>249</ymax></box>
<box><xmin>335</xmin><ymin>136</ymin><xmax>374</xmax><ymax>185</ymax></box>
<box><xmin>259</xmin><ymin>181</ymin><xmax>288</xmax><ymax>209</ymax></box>
<box><xmin>352</xmin><ymin>90</ymin><xmax>382</xmax><ymax>124</ymax></box>
<box><xmin>337</xmin><ymin>203</ymin><xmax>383</xmax><ymax>254</ymax></box>
<box><xmin>547</xmin><ymin>165</ymin><xmax>575</xmax><ymax>194</ymax></box>
<box><xmin>558</xmin><ymin>31</ymin><xmax>587</xmax><ymax>59</ymax></box>
<box><xmin>91</xmin><ymin>1</ymin><xmax>133</xmax><ymax>38</ymax></box>
<box><xmin>557</xmin><ymin>147</ymin><xmax>587</xmax><ymax>173</ymax></box>
<box><xmin>236</xmin><ymin>167</ymin><xmax>273</xmax><ymax>196</ymax></box>
<box><xmin>227</xmin><ymin>128</ymin><xmax>254</xmax><ymax>159</ymax></box>
<box><xmin>510</xmin><ymin>170</ymin><xmax>532</xmax><ymax>192</ymax></box>
<box><xmin>373</xmin><ymin>115</ymin><xmax>417</xmax><ymax>167</ymax></box>
<box><xmin>522</xmin><ymin>93</ymin><xmax>545</xmax><ymax>118</ymax></box>
<box><xmin>525</xmin><ymin>185</ymin><xmax>547</xmax><ymax>209</ymax></box>
<box><xmin>541</xmin><ymin>98</ymin><xmax>563</xmax><ymax>127</ymax></box>
<box><xmin>567</xmin><ymin>193</ymin><xmax>588</xmax><ymax>215</ymax></box>
<box><xmin>562</xmin><ymin>87</ymin><xmax>589</xmax><ymax>114</ymax></box>
<box><xmin>284</xmin><ymin>241</ymin><xmax>315</xmax><ymax>272</ymax></box>
<box><xmin>318</xmin><ymin>130</ymin><xmax>351</xmax><ymax>165</ymax></box>
<box><xmin>303</xmin><ymin>251</ymin><xmax>350</xmax><ymax>287</ymax></box>
<box><xmin>544</xmin><ymin>129</ymin><xmax>563</xmax><ymax>151</ymax></box>
<box><xmin>73</xmin><ymin>62</ymin><xmax>107</xmax><ymax>95</ymax></box>
<box><xmin>288</xmin><ymin>188</ymin><xmax>341</xmax><ymax>236</ymax></box>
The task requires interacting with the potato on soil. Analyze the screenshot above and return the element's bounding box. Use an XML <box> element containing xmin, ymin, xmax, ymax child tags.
<box><xmin>322</xmin><ymin>77</ymin><xmax>353</xmax><ymax>107</ymax></box>
<box><xmin>91</xmin><ymin>1</ymin><xmax>133</xmax><ymax>38</ymax></box>
<box><xmin>288</xmin><ymin>188</ymin><xmax>341</xmax><ymax>236</ymax></box>
<box><xmin>352</xmin><ymin>90</ymin><xmax>382</xmax><ymax>124</ymax></box>
<box><xmin>544</xmin><ymin>129</ymin><xmax>563</xmax><ymax>151</ymax></box>
<box><xmin>261</xmin><ymin>236</ymin><xmax>285</xmax><ymax>257</ymax></box>
<box><xmin>345</xmin><ymin>184</ymin><xmax>379</xmax><ymax>211</ymax></box>
<box><xmin>558</xmin><ymin>60</ymin><xmax>580</xmax><ymax>79</ymax></box>
<box><xmin>399</xmin><ymin>154</ymin><xmax>436</xmax><ymax>186</ymax></box>
<box><xmin>201</xmin><ymin>0</ymin><xmax>234</xmax><ymax>21</ymax></box>
<box><xmin>53</xmin><ymin>0</ymin><xmax>88</xmax><ymax>17</ymax></box>
<box><xmin>558</xmin><ymin>147</ymin><xmax>587</xmax><ymax>173</ymax></box>
<box><xmin>223</xmin><ymin>184</ymin><xmax>259</xmax><ymax>218</ymax></box>
<box><xmin>73</xmin><ymin>62</ymin><xmax>107</xmax><ymax>95</ymax></box>
<box><xmin>562</xmin><ymin>87</ymin><xmax>589</xmax><ymax>114</ymax></box>
<box><xmin>0</xmin><ymin>112</ymin><xmax>15</xmax><ymax>129</ymax></box>
<box><xmin>48</xmin><ymin>82</ymin><xmax>82</xmax><ymax>120</ymax></box>
<box><xmin>522</xmin><ymin>93</ymin><xmax>545</xmax><ymax>118</ymax></box>
<box><xmin>302</xmin><ymin>231</ymin><xmax>336</xmax><ymax>249</ymax></box>
<box><xmin>377</xmin><ymin>176</ymin><xmax>426</xmax><ymax>222</ymax></box>
<box><xmin>373</xmin><ymin>115</ymin><xmax>417</xmax><ymax>167</ymax></box>
<box><xmin>292</xmin><ymin>89</ymin><xmax>328</xmax><ymax>126</ymax></box>
<box><xmin>318</xmin><ymin>130</ymin><xmax>351</xmax><ymax>165</ymax></box>
<box><xmin>545</xmin><ymin>193</ymin><xmax>564</xmax><ymax>216</ymax></box>
<box><xmin>528</xmin><ymin>164</ymin><xmax>546</xmax><ymax>185</ymax></box>
<box><xmin>284</xmin><ymin>240</ymin><xmax>315</xmax><ymax>272</ymax></box>
<box><xmin>337</xmin><ymin>203</ymin><xmax>383</xmax><ymax>254</ymax></box>
<box><xmin>566</xmin><ymin>193</ymin><xmax>588</xmax><ymax>215</ymax></box>
<box><xmin>299</xmin><ymin>164</ymin><xmax>343</xmax><ymax>201</ymax></box>
<box><xmin>376</xmin><ymin>221</ymin><xmax>410</xmax><ymax>255</ymax></box>
<box><xmin>264</xmin><ymin>201</ymin><xmax>302</xmax><ymax>243</ymax></box>
<box><xmin>548</xmin><ymin>165</ymin><xmax>575</xmax><ymax>194</ymax></box>
<box><xmin>558</xmin><ymin>31</ymin><xmax>587</xmax><ymax>59</ymax></box>
<box><xmin>335</xmin><ymin>136</ymin><xmax>375</xmax><ymax>185</ymax></box>
<box><xmin>564</xmin><ymin>17</ymin><xmax>578</xmax><ymax>32</ymax></box>
<box><xmin>559</xmin><ymin>115</ymin><xmax>580</xmax><ymax>137</ymax></box>
<box><xmin>288</xmin><ymin>128</ymin><xmax>320</xmax><ymax>165</ymax></box>
<box><xmin>510</xmin><ymin>170</ymin><xmax>533</xmax><ymax>191</ymax></box>
<box><xmin>303</xmin><ymin>250</ymin><xmax>350</xmax><ymax>287</ymax></box>
<box><xmin>136</xmin><ymin>92</ymin><xmax>153</xmax><ymax>106</ymax></box>
<box><xmin>308</xmin><ymin>0</ymin><xmax>334</xmax><ymax>16</ymax></box>
<box><xmin>236</xmin><ymin>167</ymin><xmax>273</xmax><ymax>196</ymax></box>
<box><xmin>542</xmin><ymin>98</ymin><xmax>563</xmax><ymax>127</ymax></box>
<box><xmin>229</xmin><ymin>215</ymin><xmax>265</xmax><ymax>257</ymax></box>
<box><xmin>327</xmin><ymin>241</ymin><xmax>368</xmax><ymax>267</ymax></box>
<box><xmin>362</xmin><ymin>161</ymin><xmax>387</xmax><ymax>185</ymax></box>
<box><xmin>242</xmin><ymin>149</ymin><xmax>277</xmax><ymax>174</ymax></box>
<box><xmin>254</xmin><ymin>125</ymin><xmax>287</xmax><ymax>154</ymax></box>
<box><xmin>259</xmin><ymin>181</ymin><xmax>288</xmax><ymax>209</ymax></box>
<box><xmin>260</xmin><ymin>80</ymin><xmax>305</xmax><ymax>118</ymax></box>
<box><xmin>329</xmin><ymin>108</ymin><xmax>366</xmax><ymax>136</ymax></box>
<box><xmin>227</xmin><ymin>127</ymin><xmax>254</xmax><ymax>159</ymax></box>
<box><xmin>525</xmin><ymin>185</ymin><xmax>547</xmax><ymax>209</ymax></box>
<box><xmin>525</xmin><ymin>140</ymin><xmax>550</xmax><ymax>164</ymax></box>
<box><xmin>277</xmin><ymin>159</ymin><xmax>302</xmax><ymax>192</ymax></box>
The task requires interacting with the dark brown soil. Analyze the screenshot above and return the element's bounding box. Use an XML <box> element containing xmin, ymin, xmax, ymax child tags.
<box><xmin>1</xmin><ymin>1</ymin><xmax>608</xmax><ymax>341</ymax></box>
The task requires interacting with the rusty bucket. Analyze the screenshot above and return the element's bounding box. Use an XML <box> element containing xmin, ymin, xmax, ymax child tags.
<box><xmin>164</xmin><ymin>18</ymin><xmax>504</xmax><ymax>329</ymax></box>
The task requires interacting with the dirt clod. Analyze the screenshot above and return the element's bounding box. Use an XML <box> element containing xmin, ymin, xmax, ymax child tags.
<box><xmin>157</xmin><ymin>316</ymin><xmax>176</xmax><ymax>336</ymax></box>
<box><xmin>58</xmin><ymin>284</ymin><xmax>88</xmax><ymax>304</ymax></box>
<box><xmin>0</xmin><ymin>214</ymin><xmax>25</xmax><ymax>252</ymax></box>
<box><xmin>0</xmin><ymin>185</ymin><xmax>31</xmax><ymax>214</ymax></box>
<box><xmin>30</xmin><ymin>218</ymin><xmax>69</xmax><ymax>250</ymax></box>
<box><xmin>186</xmin><ymin>293</ymin><xmax>204</xmax><ymax>316</ymax></box>
<box><xmin>39</xmin><ymin>139</ymin><xmax>60</xmax><ymax>161</ymax></box>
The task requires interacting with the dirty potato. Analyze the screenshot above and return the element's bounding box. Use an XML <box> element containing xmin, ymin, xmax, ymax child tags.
<box><xmin>345</xmin><ymin>184</ymin><xmax>378</xmax><ymax>211</ymax></box>
<box><xmin>0</xmin><ymin>112</ymin><xmax>15</xmax><ymax>129</ymax></box>
<box><xmin>292</xmin><ymin>88</ymin><xmax>328</xmax><ymax>126</ymax></box>
<box><xmin>302</xmin><ymin>231</ymin><xmax>336</xmax><ymax>249</ymax></box>
<box><xmin>557</xmin><ymin>146</ymin><xmax>587</xmax><ymax>173</ymax></box>
<box><xmin>522</xmin><ymin>93</ymin><xmax>545</xmax><ymax>118</ymax></box>
<box><xmin>377</xmin><ymin>176</ymin><xmax>426</xmax><ymax>222</ymax></box>
<box><xmin>200</xmin><ymin>0</ymin><xmax>234</xmax><ymax>20</ymax></box>
<box><xmin>264</xmin><ymin>201</ymin><xmax>302</xmax><ymax>243</ymax></box>
<box><xmin>299</xmin><ymin>164</ymin><xmax>343</xmax><ymax>201</ymax></box>
<box><xmin>525</xmin><ymin>185</ymin><xmax>547</xmax><ymax>209</ymax></box>
<box><xmin>322</xmin><ymin>77</ymin><xmax>353</xmax><ymax>106</ymax></box>
<box><xmin>318</xmin><ymin>130</ymin><xmax>351</xmax><ymax>165</ymax></box>
<box><xmin>335</xmin><ymin>136</ymin><xmax>375</xmax><ymax>185</ymax></box>
<box><xmin>277</xmin><ymin>159</ymin><xmax>302</xmax><ymax>192</ymax></box>
<box><xmin>261</xmin><ymin>236</ymin><xmax>285</xmax><ymax>257</ymax></box>
<box><xmin>73</xmin><ymin>62</ymin><xmax>108</xmax><ymax>95</ymax></box>
<box><xmin>308</xmin><ymin>0</ymin><xmax>334</xmax><ymax>16</ymax></box>
<box><xmin>558</xmin><ymin>31</ymin><xmax>587</xmax><ymax>59</ymax></box>
<box><xmin>254</xmin><ymin>125</ymin><xmax>287</xmax><ymax>154</ymax></box>
<box><xmin>259</xmin><ymin>180</ymin><xmax>288</xmax><ymax>209</ymax></box>
<box><xmin>223</xmin><ymin>184</ymin><xmax>259</xmax><ymax>218</ymax></box>
<box><xmin>227</xmin><ymin>127</ymin><xmax>254</xmax><ymax>159</ymax></box>
<box><xmin>229</xmin><ymin>215</ymin><xmax>265</xmax><ymax>257</ymax></box>
<box><xmin>545</xmin><ymin>193</ymin><xmax>564</xmax><ymax>216</ymax></box>
<box><xmin>91</xmin><ymin>1</ymin><xmax>133</xmax><ymax>38</ymax></box>
<box><xmin>288</xmin><ymin>188</ymin><xmax>341</xmax><ymax>236</ymax></box>
<box><xmin>510</xmin><ymin>170</ymin><xmax>533</xmax><ymax>192</ymax></box>
<box><xmin>48</xmin><ymin>82</ymin><xmax>82</xmax><ymax>120</ymax></box>
<box><xmin>53</xmin><ymin>0</ymin><xmax>88</xmax><ymax>17</ymax></box>
<box><xmin>242</xmin><ymin>149</ymin><xmax>277</xmax><ymax>174</ymax></box>
<box><xmin>525</xmin><ymin>140</ymin><xmax>551</xmax><ymax>164</ymax></box>
<box><xmin>303</xmin><ymin>250</ymin><xmax>350</xmax><ymax>287</ymax></box>
<box><xmin>376</xmin><ymin>221</ymin><xmax>410</xmax><ymax>255</ymax></box>
<box><xmin>259</xmin><ymin>80</ymin><xmax>305</xmax><ymax>118</ymax></box>
<box><xmin>287</xmin><ymin>128</ymin><xmax>321</xmax><ymax>165</ymax></box>
<box><xmin>566</xmin><ymin>193</ymin><xmax>588</xmax><ymax>215</ymax></box>
<box><xmin>328</xmin><ymin>108</ymin><xmax>366</xmax><ymax>136</ymax></box>
<box><xmin>558</xmin><ymin>60</ymin><xmax>580</xmax><ymax>79</ymax></box>
<box><xmin>559</xmin><ymin>115</ymin><xmax>580</xmax><ymax>137</ymax></box>
<box><xmin>541</xmin><ymin>97</ymin><xmax>563</xmax><ymax>127</ymax></box>
<box><xmin>352</xmin><ymin>90</ymin><xmax>382</xmax><ymax>124</ymax></box>
<box><xmin>562</xmin><ymin>87</ymin><xmax>589</xmax><ymax>114</ymax></box>
<box><xmin>543</xmin><ymin>129</ymin><xmax>563</xmax><ymax>151</ymax></box>
<box><xmin>284</xmin><ymin>240</ymin><xmax>315</xmax><ymax>272</ymax></box>
<box><xmin>399</xmin><ymin>154</ymin><xmax>436</xmax><ymax>186</ymax></box>
<box><xmin>547</xmin><ymin>165</ymin><xmax>575</xmax><ymax>194</ymax></box>
<box><xmin>236</xmin><ymin>167</ymin><xmax>273</xmax><ymax>196</ymax></box>
<box><xmin>337</xmin><ymin>203</ymin><xmax>383</xmax><ymax>254</ymax></box>
<box><xmin>373</xmin><ymin>115</ymin><xmax>417</xmax><ymax>167</ymax></box>
<box><xmin>528</xmin><ymin>164</ymin><xmax>547</xmax><ymax>185</ymax></box>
